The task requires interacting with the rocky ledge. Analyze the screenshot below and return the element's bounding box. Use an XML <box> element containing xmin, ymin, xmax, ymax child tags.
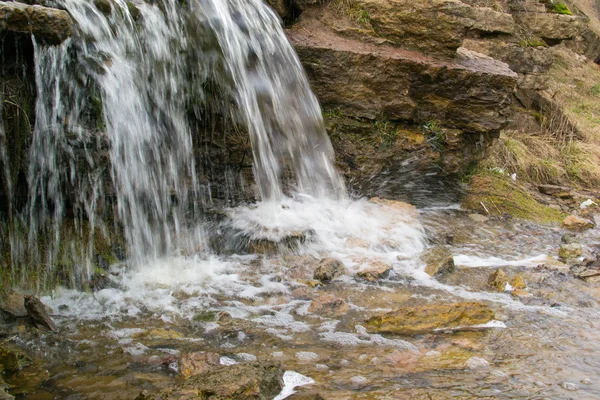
<box><xmin>0</xmin><ymin>1</ymin><xmax>73</xmax><ymax>44</ymax></box>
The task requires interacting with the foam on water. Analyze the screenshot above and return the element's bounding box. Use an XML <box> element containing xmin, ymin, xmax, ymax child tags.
<box><xmin>454</xmin><ymin>254</ymin><xmax>550</xmax><ymax>268</ymax></box>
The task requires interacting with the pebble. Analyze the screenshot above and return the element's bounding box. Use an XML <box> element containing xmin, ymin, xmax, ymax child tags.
<box><xmin>465</xmin><ymin>357</ymin><xmax>489</xmax><ymax>370</ymax></box>
<box><xmin>295</xmin><ymin>351</ymin><xmax>319</xmax><ymax>361</ymax></box>
<box><xmin>581</xmin><ymin>378</ymin><xmax>592</xmax><ymax>385</ymax></box>
<box><xmin>560</xmin><ymin>381</ymin><xmax>579</xmax><ymax>391</ymax></box>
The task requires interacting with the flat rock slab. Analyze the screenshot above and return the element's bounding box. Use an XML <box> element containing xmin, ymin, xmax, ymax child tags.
<box><xmin>288</xmin><ymin>25</ymin><xmax>516</xmax><ymax>134</ymax></box>
<box><xmin>0</xmin><ymin>1</ymin><xmax>73</xmax><ymax>44</ymax></box>
<box><xmin>137</xmin><ymin>363</ymin><xmax>283</xmax><ymax>400</ymax></box>
<box><xmin>364</xmin><ymin>302</ymin><xmax>494</xmax><ymax>335</ymax></box>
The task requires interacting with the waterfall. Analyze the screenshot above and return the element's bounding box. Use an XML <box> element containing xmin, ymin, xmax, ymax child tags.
<box><xmin>13</xmin><ymin>0</ymin><xmax>344</xmax><ymax>287</ymax></box>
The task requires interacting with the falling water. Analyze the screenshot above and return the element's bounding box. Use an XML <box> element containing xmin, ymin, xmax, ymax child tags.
<box><xmin>14</xmin><ymin>0</ymin><xmax>346</xmax><ymax>286</ymax></box>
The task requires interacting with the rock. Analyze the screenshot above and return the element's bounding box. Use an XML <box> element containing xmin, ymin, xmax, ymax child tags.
<box><xmin>468</xmin><ymin>214</ymin><xmax>489</xmax><ymax>223</ymax></box>
<box><xmin>133</xmin><ymin>328</ymin><xmax>183</xmax><ymax>340</ymax></box>
<box><xmin>509</xmin><ymin>274</ymin><xmax>527</xmax><ymax>289</ymax></box>
<box><xmin>574</xmin><ymin>268</ymin><xmax>600</xmax><ymax>283</ymax></box>
<box><xmin>559</xmin><ymin>243</ymin><xmax>583</xmax><ymax>260</ymax></box>
<box><xmin>488</xmin><ymin>269</ymin><xmax>508</xmax><ymax>291</ymax></box>
<box><xmin>511</xmin><ymin>288</ymin><xmax>531</xmax><ymax>298</ymax></box>
<box><xmin>562</xmin><ymin>215</ymin><xmax>595</xmax><ymax>231</ymax></box>
<box><xmin>288</xmin><ymin>26</ymin><xmax>517</xmax><ymax>133</ymax></box>
<box><xmin>291</xmin><ymin>286</ymin><xmax>313</xmax><ymax>300</ymax></box>
<box><xmin>463</xmin><ymin>38</ymin><xmax>553</xmax><ymax>75</ymax></box>
<box><xmin>514</xmin><ymin>13</ymin><xmax>584</xmax><ymax>41</ymax></box>
<box><xmin>357</xmin><ymin>0</ymin><xmax>514</xmax><ymax>58</ymax></box>
<box><xmin>421</xmin><ymin>246</ymin><xmax>455</xmax><ymax>276</ymax></box>
<box><xmin>313</xmin><ymin>258</ymin><xmax>345</xmax><ymax>282</ymax></box>
<box><xmin>288</xmin><ymin>389</ymin><xmax>325</xmax><ymax>399</ymax></box>
<box><xmin>179</xmin><ymin>351</ymin><xmax>220</xmax><ymax>379</ymax></box>
<box><xmin>561</xmin><ymin>234</ymin><xmax>578</xmax><ymax>244</ymax></box>
<box><xmin>560</xmin><ymin>381</ymin><xmax>580</xmax><ymax>391</ymax></box>
<box><xmin>307</xmin><ymin>294</ymin><xmax>349</xmax><ymax>317</ymax></box>
<box><xmin>464</xmin><ymin>356</ymin><xmax>489</xmax><ymax>370</ymax></box>
<box><xmin>24</xmin><ymin>296</ymin><xmax>57</xmax><ymax>332</ymax></box>
<box><xmin>538</xmin><ymin>184</ymin><xmax>573</xmax><ymax>198</ymax></box>
<box><xmin>0</xmin><ymin>291</ymin><xmax>27</xmax><ymax>318</ymax></box>
<box><xmin>0</xmin><ymin>345</ymin><xmax>31</xmax><ymax>371</ymax></box>
<box><xmin>364</xmin><ymin>302</ymin><xmax>494</xmax><ymax>335</ymax></box>
<box><xmin>0</xmin><ymin>1</ymin><xmax>73</xmax><ymax>44</ymax></box>
<box><xmin>356</xmin><ymin>261</ymin><xmax>392</xmax><ymax>281</ymax></box>
<box><xmin>137</xmin><ymin>363</ymin><xmax>283</xmax><ymax>400</ymax></box>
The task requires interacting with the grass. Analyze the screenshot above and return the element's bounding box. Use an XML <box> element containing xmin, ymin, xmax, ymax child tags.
<box><xmin>548</xmin><ymin>2</ymin><xmax>572</xmax><ymax>15</ymax></box>
<box><xmin>462</xmin><ymin>170</ymin><xmax>565</xmax><ymax>223</ymax></box>
<box><xmin>482</xmin><ymin>131</ymin><xmax>567</xmax><ymax>184</ymax></box>
<box><xmin>329</xmin><ymin>0</ymin><xmax>372</xmax><ymax>27</ymax></box>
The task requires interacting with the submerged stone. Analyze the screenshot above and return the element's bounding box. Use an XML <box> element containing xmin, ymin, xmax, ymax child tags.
<box><xmin>0</xmin><ymin>345</ymin><xmax>31</xmax><ymax>372</ymax></box>
<box><xmin>364</xmin><ymin>302</ymin><xmax>494</xmax><ymax>335</ymax></box>
<box><xmin>559</xmin><ymin>243</ymin><xmax>583</xmax><ymax>260</ymax></box>
<box><xmin>509</xmin><ymin>274</ymin><xmax>527</xmax><ymax>290</ymax></box>
<box><xmin>421</xmin><ymin>246</ymin><xmax>455</xmax><ymax>277</ymax></box>
<box><xmin>179</xmin><ymin>352</ymin><xmax>220</xmax><ymax>379</ymax></box>
<box><xmin>488</xmin><ymin>269</ymin><xmax>508</xmax><ymax>292</ymax></box>
<box><xmin>137</xmin><ymin>362</ymin><xmax>283</xmax><ymax>400</ymax></box>
<box><xmin>313</xmin><ymin>258</ymin><xmax>345</xmax><ymax>282</ymax></box>
<box><xmin>356</xmin><ymin>261</ymin><xmax>392</xmax><ymax>281</ymax></box>
<box><xmin>307</xmin><ymin>294</ymin><xmax>349</xmax><ymax>317</ymax></box>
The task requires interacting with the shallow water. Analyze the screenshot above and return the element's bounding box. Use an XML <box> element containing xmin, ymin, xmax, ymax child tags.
<box><xmin>5</xmin><ymin>198</ymin><xmax>600</xmax><ymax>399</ymax></box>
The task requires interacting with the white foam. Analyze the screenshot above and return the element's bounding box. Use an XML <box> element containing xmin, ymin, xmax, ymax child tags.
<box><xmin>453</xmin><ymin>254</ymin><xmax>549</xmax><ymax>268</ymax></box>
<box><xmin>273</xmin><ymin>371</ymin><xmax>315</xmax><ymax>400</ymax></box>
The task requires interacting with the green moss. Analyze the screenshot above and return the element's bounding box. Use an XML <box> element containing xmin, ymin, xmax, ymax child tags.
<box><xmin>193</xmin><ymin>310</ymin><xmax>218</xmax><ymax>322</ymax></box>
<box><xmin>519</xmin><ymin>39</ymin><xmax>548</xmax><ymax>48</ymax></box>
<box><xmin>421</xmin><ymin>121</ymin><xmax>447</xmax><ymax>151</ymax></box>
<box><xmin>548</xmin><ymin>2</ymin><xmax>572</xmax><ymax>15</ymax></box>
<box><xmin>589</xmin><ymin>84</ymin><xmax>600</xmax><ymax>96</ymax></box>
<box><xmin>462</xmin><ymin>171</ymin><xmax>565</xmax><ymax>223</ymax></box>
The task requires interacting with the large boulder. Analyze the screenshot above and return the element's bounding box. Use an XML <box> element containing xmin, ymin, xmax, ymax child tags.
<box><xmin>0</xmin><ymin>2</ymin><xmax>73</xmax><ymax>44</ymax></box>
<box><xmin>364</xmin><ymin>302</ymin><xmax>494</xmax><ymax>334</ymax></box>
<box><xmin>137</xmin><ymin>363</ymin><xmax>283</xmax><ymax>400</ymax></box>
<box><xmin>289</xmin><ymin>27</ymin><xmax>517</xmax><ymax>134</ymax></box>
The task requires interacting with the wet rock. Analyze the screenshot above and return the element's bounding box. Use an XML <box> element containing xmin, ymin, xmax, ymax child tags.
<box><xmin>488</xmin><ymin>269</ymin><xmax>508</xmax><ymax>291</ymax></box>
<box><xmin>421</xmin><ymin>246</ymin><xmax>455</xmax><ymax>277</ymax></box>
<box><xmin>24</xmin><ymin>296</ymin><xmax>57</xmax><ymax>332</ymax></box>
<box><xmin>137</xmin><ymin>363</ymin><xmax>283</xmax><ymax>400</ymax></box>
<box><xmin>538</xmin><ymin>184</ymin><xmax>573</xmax><ymax>198</ymax></box>
<box><xmin>291</xmin><ymin>286</ymin><xmax>313</xmax><ymax>300</ymax></box>
<box><xmin>0</xmin><ymin>291</ymin><xmax>27</xmax><ymax>318</ymax></box>
<box><xmin>464</xmin><ymin>356</ymin><xmax>489</xmax><ymax>370</ymax></box>
<box><xmin>133</xmin><ymin>328</ymin><xmax>183</xmax><ymax>340</ymax></box>
<box><xmin>288</xmin><ymin>389</ymin><xmax>325</xmax><ymax>399</ymax></box>
<box><xmin>356</xmin><ymin>261</ymin><xmax>392</xmax><ymax>281</ymax></box>
<box><xmin>179</xmin><ymin>351</ymin><xmax>220</xmax><ymax>379</ymax></box>
<box><xmin>307</xmin><ymin>294</ymin><xmax>349</xmax><ymax>317</ymax></box>
<box><xmin>560</xmin><ymin>381</ymin><xmax>580</xmax><ymax>391</ymax></box>
<box><xmin>364</xmin><ymin>302</ymin><xmax>494</xmax><ymax>335</ymax></box>
<box><xmin>574</xmin><ymin>268</ymin><xmax>600</xmax><ymax>283</ymax></box>
<box><xmin>0</xmin><ymin>345</ymin><xmax>31</xmax><ymax>371</ymax></box>
<box><xmin>313</xmin><ymin>258</ymin><xmax>345</xmax><ymax>282</ymax></box>
<box><xmin>468</xmin><ymin>214</ymin><xmax>489</xmax><ymax>223</ymax></box>
<box><xmin>561</xmin><ymin>234</ymin><xmax>578</xmax><ymax>244</ymax></box>
<box><xmin>0</xmin><ymin>1</ymin><xmax>73</xmax><ymax>44</ymax></box>
<box><xmin>509</xmin><ymin>274</ymin><xmax>527</xmax><ymax>289</ymax></box>
<box><xmin>559</xmin><ymin>243</ymin><xmax>583</xmax><ymax>260</ymax></box>
<box><xmin>511</xmin><ymin>288</ymin><xmax>531</xmax><ymax>298</ymax></box>
<box><xmin>562</xmin><ymin>215</ymin><xmax>595</xmax><ymax>231</ymax></box>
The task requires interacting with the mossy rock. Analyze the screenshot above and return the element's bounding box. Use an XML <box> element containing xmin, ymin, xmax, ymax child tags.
<box><xmin>462</xmin><ymin>171</ymin><xmax>564</xmax><ymax>223</ymax></box>
<box><xmin>364</xmin><ymin>302</ymin><xmax>494</xmax><ymax>335</ymax></box>
<box><xmin>0</xmin><ymin>345</ymin><xmax>31</xmax><ymax>372</ymax></box>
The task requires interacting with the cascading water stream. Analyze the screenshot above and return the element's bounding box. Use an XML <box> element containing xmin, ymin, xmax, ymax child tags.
<box><xmin>17</xmin><ymin>0</ymin><xmax>352</xmax><ymax>287</ymax></box>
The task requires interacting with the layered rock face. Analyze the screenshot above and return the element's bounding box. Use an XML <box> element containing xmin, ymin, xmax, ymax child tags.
<box><xmin>276</xmin><ymin>0</ymin><xmax>600</xmax><ymax>197</ymax></box>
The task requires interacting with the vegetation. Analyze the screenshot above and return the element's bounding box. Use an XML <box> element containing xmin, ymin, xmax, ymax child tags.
<box><xmin>548</xmin><ymin>2</ymin><xmax>572</xmax><ymax>15</ymax></box>
<box><xmin>462</xmin><ymin>170</ymin><xmax>565</xmax><ymax>223</ymax></box>
<box><xmin>329</xmin><ymin>0</ymin><xmax>372</xmax><ymax>27</ymax></box>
